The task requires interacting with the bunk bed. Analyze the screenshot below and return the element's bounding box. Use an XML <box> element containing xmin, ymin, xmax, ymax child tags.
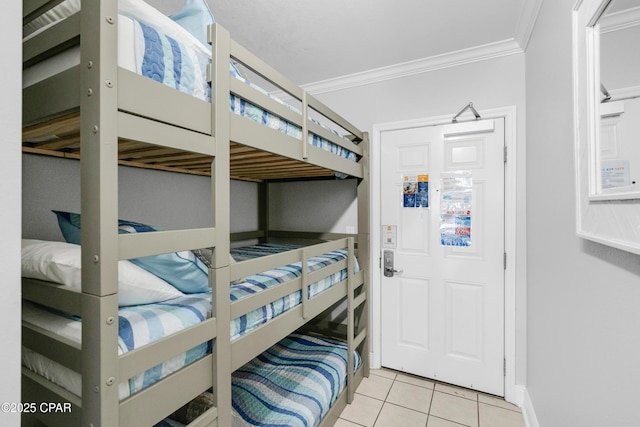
<box><xmin>20</xmin><ymin>0</ymin><xmax>370</xmax><ymax>426</ymax></box>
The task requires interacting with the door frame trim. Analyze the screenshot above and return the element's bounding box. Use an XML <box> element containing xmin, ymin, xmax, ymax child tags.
<box><xmin>370</xmin><ymin>106</ymin><xmax>524</xmax><ymax>405</ymax></box>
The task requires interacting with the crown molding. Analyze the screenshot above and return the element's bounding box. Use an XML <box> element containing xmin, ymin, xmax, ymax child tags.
<box><xmin>271</xmin><ymin>0</ymin><xmax>545</xmax><ymax>98</ymax></box>
<box><xmin>600</xmin><ymin>6</ymin><xmax>640</xmax><ymax>33</ymax></box>
<box><xmin>514</xmin><ymin>0</ymin><xmax>543</xmax><ymax>51</ymax></box>
<box><xmin>284</xmin><ymin>38</ymin><xmax>523</xmax><ymax>97</ymax></box>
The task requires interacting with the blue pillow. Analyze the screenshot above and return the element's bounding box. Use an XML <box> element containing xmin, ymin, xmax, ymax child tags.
<box><xmin>53</xmin><ymin>211</ymin><xmax>210</xmax><ymax>294</ymax></box>
<box><xmin>170</xmin><ymin>0</ymin><xmax>215</xmax><ymax>48</ymax></box>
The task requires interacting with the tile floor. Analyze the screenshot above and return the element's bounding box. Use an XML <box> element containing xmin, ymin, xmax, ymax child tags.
<box><xmin>337</xmin><ymin>368</ymin><xmax>525</xmax><ymax>427</ymax></box>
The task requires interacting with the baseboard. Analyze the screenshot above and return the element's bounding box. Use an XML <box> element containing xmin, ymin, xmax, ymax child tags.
<box><xmin>521</xmin><ymin>387</ymin><xmax>541</xmax><ymax>427</ymax></box>
<box><xmin>507</xmin><ymin>384</ymin><xmax>526</xmax><ymax>407</ymax></box>
<box><xmin>368</xmin><ymin>352</ymin><xmax>378</xmax><ymax>369</ymax></box>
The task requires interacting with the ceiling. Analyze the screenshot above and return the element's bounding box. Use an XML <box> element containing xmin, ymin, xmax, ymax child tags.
<box><xmin>150</xmin><ymin>0</ymin><xmax>540</xmax><ymax>87</ymax></box>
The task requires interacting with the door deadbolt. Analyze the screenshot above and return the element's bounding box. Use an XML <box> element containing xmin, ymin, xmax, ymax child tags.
<box><xmin>383</xmin><ymin>250</ymin><xmax>403</xmax><ymax>277</ymax></box>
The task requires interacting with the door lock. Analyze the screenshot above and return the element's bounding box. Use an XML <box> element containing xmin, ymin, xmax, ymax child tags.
<box><xmin>383</xmin><ymin>250</ymin><xmax>403</xmax><ymax>277</ymax></box>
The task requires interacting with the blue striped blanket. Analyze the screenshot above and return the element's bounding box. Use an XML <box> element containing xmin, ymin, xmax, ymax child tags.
<box><xmin>131</xmin><ymin>17</ymin><xmax>357</xmax><ymax>166</ymax></box>
<box><xmin>232</xmin><ymin>333</ymin><xmax>361</xmax><ymax>427</ymax></box>
<box><xmin>229</xmin><ymin>244</ymin><xmax>355</xmax><ymax>340</ymax></box>
<box><xmin>117</xmin><ymin>294</ymin><xmax>211</xmax><ymax>395</ymax></box>
<box><xmin>134</xmin><ymin>20</ymin><xmax>211</xmax><ymax>103</ymax></box>
<box><xmin>230</xmin><ymin>243</ymin><xmax>301</xmax><ymax>262</ymax></box>
<box><xmin>22</xmin><ymin>294</ymin><xmax>211</xmax><ymax>398</ymax></box>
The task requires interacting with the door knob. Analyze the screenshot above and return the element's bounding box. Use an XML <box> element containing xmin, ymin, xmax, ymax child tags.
<box><xmin>383</xmin><ymin>250</ymin><xmax>403</xmax><ymax>277</ymax></box>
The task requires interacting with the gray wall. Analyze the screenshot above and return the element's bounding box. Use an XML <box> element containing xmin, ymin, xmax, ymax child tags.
<box><xmin>526</xmin><ymin>1</ymin><xmax>640</xmax><ymax>426</ymax></box>
<box><xmin>22</xmin><ymin>154</ymin><xmax>259</xmax><ymax>241</ymax></box>
<box><xmin>269</xmin><ymin>179</ymin><xmax>358</xmax><ymax>233</ymax></box>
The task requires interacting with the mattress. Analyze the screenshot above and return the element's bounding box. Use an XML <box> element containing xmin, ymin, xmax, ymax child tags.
<box><xmin>232</xmin><ymin>333</ymin><xmax>361</xmax><ymax>427</ymax></box>
<box><xmin>23</xmin><ymin>0</ymin><xmax>357</xmax><ymax>165</ymax></box>
<box><xmin>229</xmin><ymin>244</ymin><xmax>358</xmax><ymax>340</ymax></box>
<box><xmin>22</xmin><ymin>294</ymin><xmax>211</xmax><ymax>399</ymax></box>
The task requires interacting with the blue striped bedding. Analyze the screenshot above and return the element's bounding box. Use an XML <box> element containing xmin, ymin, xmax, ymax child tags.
<box><xmin>230</xmin><ymin>243</ymin><xmax>301</xmax><ymax>262</ymax></box>
<box><xmin>117</xmin><ymin>294</ymin><xmax>211</xmax><ymax>395</ymax></box>
<box><xmin>232</xmin><ymin>333</ymin><xmax>361</xmax><ymax>427</ymax></box>
<box><xmin>229</xmin><ymin>244</ymin><xmax>355</xmax><ymax>340</ymax></box>
<box><xmin>22</xmin><ymin>294</ymin><xmax>211</xmax><ymax>398</ymax></box>
<box><xmin>130</xmin><ymin>16</ymin><xmax>357</xmax><ymax>167</ymax></box>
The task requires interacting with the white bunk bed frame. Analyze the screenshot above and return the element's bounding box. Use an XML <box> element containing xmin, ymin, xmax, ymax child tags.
<box><xmin>21</xmin><ymin>0</ymin><xmax>370</xmax><ymax>426</ymax></box>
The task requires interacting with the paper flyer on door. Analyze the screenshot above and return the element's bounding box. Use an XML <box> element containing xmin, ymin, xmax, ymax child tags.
<box><xmin>601</xmin><ymin>159</ymin><xmax>631</xmax><ymax>189</ymax></box>
<box><xmin>382</xmin><ymin>225</ymin><xmax>397</xmax><ymax>249</ymax></box>
<box><xmin>403</xmin><ymin>174</ymin><xmax>429</xmax><ymax>208</ymax></box>
<box><xmin>440</xmin><ymin>171</ymin><xmax>472</xmax><ymax>247</ymax></box>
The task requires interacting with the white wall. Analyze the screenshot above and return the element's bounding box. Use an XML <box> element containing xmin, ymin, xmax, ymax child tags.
<box><xmin>0</xmin><ymin>1</ymin><xmax>22</xmax><ymax>425</ymax></box>
<box><xmin>526</xmin><ymin>1</ymin><xmax>640</xmax><ymax>426</ymax></box>
<box><xmin>309</xmin><ymin>53</ymin><xmax>528</xmax><ymax>387</ymax></box>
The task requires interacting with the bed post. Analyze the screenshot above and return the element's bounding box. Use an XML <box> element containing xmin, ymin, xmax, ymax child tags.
<box><xmin>211</xmin><ymin>23</ymin><xmax>233</xmax><ymax>427</ymax></box>
<box><xmin>357</xmin><ymin>132</ymin><xmax>371</xmax><ymax>380</ymax></box>
<box><xmin>347</xmin><ymin>237</ymin><xmax>356</xmax><ymax>402</ymax></box>
<box><xmin>259</xmin><ymin>181</ymin><xmax>270</xmax><ymax>243</ymax></box>
<box><xmin>80</xmin><ymin>0</ymin><xmax>121</xmax><ymax>425</ymax></box>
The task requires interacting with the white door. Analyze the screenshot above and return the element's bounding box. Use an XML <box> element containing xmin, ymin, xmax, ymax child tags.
<box><xmin>380</xmin><ymin>118</ymin><xmax>505</xmax><ymax>396</ymax></box>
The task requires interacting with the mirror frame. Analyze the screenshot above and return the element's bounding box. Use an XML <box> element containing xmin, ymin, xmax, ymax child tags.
<box><xmin>573</xmin><ymin>0</ymin><xmax>640</xmax><ymax>254</ymax></box>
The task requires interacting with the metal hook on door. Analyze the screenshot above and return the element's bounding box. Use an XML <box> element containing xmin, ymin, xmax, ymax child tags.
<box><xmin>452</xmin><ymin>102</ymin><xmax>481</xmax><ymax>123</ymax></box>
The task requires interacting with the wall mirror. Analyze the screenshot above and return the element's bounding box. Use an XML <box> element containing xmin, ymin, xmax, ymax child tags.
<box><xmin>574</xmin><ymin>0</ymin><xmax>640</xmax><ymax>254</ymax></box>
<box><xmin>597</xmin><ymin>0</ymin><xmax>640</xmax><ymax>197</ymax></box>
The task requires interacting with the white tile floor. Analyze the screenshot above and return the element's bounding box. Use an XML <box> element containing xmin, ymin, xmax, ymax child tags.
<box><xmin>337</xmin><ymin>369</ymin><xmax>525</xmax><ymax>427</ymax></box>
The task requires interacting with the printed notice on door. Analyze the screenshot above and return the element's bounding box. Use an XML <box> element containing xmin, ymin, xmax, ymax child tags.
<box><xmin>440</xmin><ymin>172</ymin><xmax>472</xmax><ymax>247</ymax></box>
<box><xmin>403</xmin><ymin>174</ymin><xmax>429</xmax><ymax>208</ymax></box>
<box><xmin>601</xmin><ymin>159</ymin><xmax>631</xmax><ymax>189</ymax></box>
<box><xmin>382</xmin><ymin>225</ymin><xmax>398</xmax><ymax>249</ymax></box>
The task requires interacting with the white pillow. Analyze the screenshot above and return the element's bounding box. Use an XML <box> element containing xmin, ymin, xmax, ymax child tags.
<box><xmin>21</xmin><ymin>239</ymin><xmax>184</xmax><ymax>307</ymax></box>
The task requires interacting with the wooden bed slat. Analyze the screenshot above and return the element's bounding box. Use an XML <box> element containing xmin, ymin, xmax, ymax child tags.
<box><xmin>231</xmin><ymin>280</ymin><xmax>349</xmax><ymax>371</ymax></box>
<box><xmin>23</xmin><ymin>0</ymin><xmax>66</xmax><ymax>24</ymax></box>
<box><xmin>23</xmin><ymin>114</ymin><xmax>358</xmax><ymax>181</ymax></box>
<box><xmin>307</xmin><ymin>92</ymin><xmax>364</xmax><ymax>143</ymax></box>
<box><xmin>22</xmin><ymin>278</ymin><xmax>82</xmax><ymax>315</ymax></box>
<box><xmin>308</xmin><ymin>119</ymin><xmax>363</xmax><ymax>157</ymax></box>
<box><xmin>23</xmin><ymin>66</ymin><xmax>80</xmax><ymax>127</ymax></box>
<box><xmin>119</xmin><ymin>317</ymin><xmax>217</xmax><ymax>381</ymax></box>
<box><xmin>23</xmin><ymin>323</ymin><xmax>82</xmax><ymax>373</ymax></box>
<box><xmin>118</xmin><ymin>111</ymin><xmax>216</xmax><ymax>157</ymax></box>
<box><xmin>118</xmin><ymin>228</ymin><xmax>216</xmax><ymax>260</ymax></box>
<box><xmin>230</xmin><ymin>77</ymin><xmax>302</xmax><ymax>127</ymax></box>
<box><xmin>231</xmin><ymin>278</ymin><xmax>302</xmax><ymax>319</ymax></box>
<box><xmin>23</xmin><ymin>111</ymin><xmax>80</xmax><ymax>141</ymax></box>
<box><xmin>22</xmin><ymin>369</ymin><xmax>82</xmax><ymax>425</ymax></box>
<box><xmin>229</xmin><ymin>248</ymin><xmax>303</xmax><ymax>281</ymax></box>
<box><xmin>118</xmin><ymin>68</ymin><xmax>212</xmax><ymax>136</ymax></box>
<box><xmin>185</xmin><ymin>406</ymin><xmax>219</xmax><ymax>427</ymax></box>
<box><xmin>23</xmin><ymin>11</ymin><xmax>79</xmax><ymax>67</ymax></box>
<box><xmin>230</xmin><ymin>39</ymin><xmax>303</xmax><ymax>103</ymax></box>
<box><xmin>307</xmin><ymin>144</ymin><xmax>364</xmax><ymax>179</ymax></box>
<box><xmin>307</xmin><ymin>259</ymin><xmax>348</xmax><ymax>284</ymax></box>
<box><xmin>119</xmin><ymin>355</ymin><xmax>214</xmax><ymax>427</ymax></box>
<box><xmin>229</xmin><ymin>113</ymin><xmax>304</xmax><ymax>160</ymax></box>
<box><xmin>34</xmin><ymin>134</ymin><xmax>80</xmax><ymax>151</ymax></box>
